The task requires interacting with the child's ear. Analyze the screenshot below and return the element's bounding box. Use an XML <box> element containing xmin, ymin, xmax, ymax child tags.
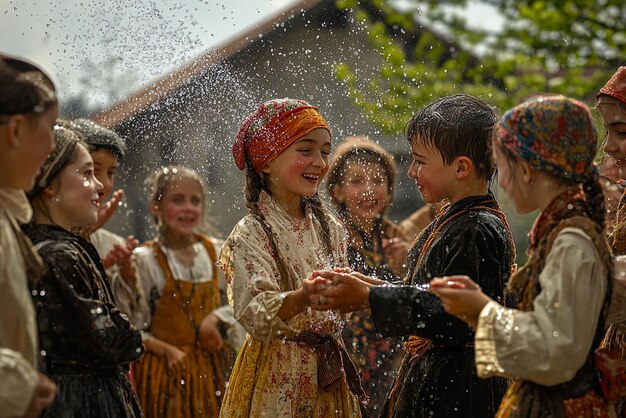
<box><xmin>3</xmin><ymin>115</ymin><xmax>24</xmax><ymax>148</ymax></box>
<box><xmin>261</xmin><ymin>163</ymin><xmax>271</xmax><ymax>175</ymax></box>
<box><xmin>455</xmin><ymin>156</ymin><xmax>473</xmax><ymax>179</ymax></box>
<box><xmin>518</xmin><ymin>160</ymin><xmax>533</xmax><ymax>185</ymax></box>
<box><xmin>42</xmin><ymin>180</ymin><xmax>60</xmax><ymax>198</ymax></box>
<box><xmin>150</xmin><ymin>202</ymin><xmax>161</xmax><ymax>218</ymax></box>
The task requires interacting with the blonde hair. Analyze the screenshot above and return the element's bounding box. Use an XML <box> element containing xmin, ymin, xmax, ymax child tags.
<box><xmin>144</xmin><ymin>166</ymin><xmax>218</xmax><ymax>237</ymax></box>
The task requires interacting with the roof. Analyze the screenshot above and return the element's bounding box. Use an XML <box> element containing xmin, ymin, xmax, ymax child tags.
<box><xmin>90</xmin><ymin>0</ymin><xmax>326</xmax><ymax>128</ymax></box>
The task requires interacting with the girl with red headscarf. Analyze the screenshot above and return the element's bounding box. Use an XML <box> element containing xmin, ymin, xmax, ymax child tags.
<box><xmin>219</xmin><ymin>99</ymin><xmax>363</xmax><ymax>417</ymax></box>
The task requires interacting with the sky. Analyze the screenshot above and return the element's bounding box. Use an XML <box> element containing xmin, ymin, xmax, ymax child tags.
<box><xmin>0</xmin><ymin>0</ymin><xmax>502</xmax><ymax>109</ymax></box>
<box><xmin>0</xmin><ymin>0</ymin><xmax>296</xmax><ymax>106</ymax></box>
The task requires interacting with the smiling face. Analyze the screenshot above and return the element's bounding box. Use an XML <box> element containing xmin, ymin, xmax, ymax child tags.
<box><xmin>262</xmin><ymin>127</ymin><xmax>331</xmax><ymax>209</ymax></box>
<box><xmin>332</xmin><ymin>159</ymin><xmax>390</xmax><ymax>225</ymax></box>
<box><xmin>153</xmin><ymin>176</ymin><xmax>204</xmax><ymax>238</ymax></box>
<box><xmin>0</xmin><ymin>103</ymin><xmax>58</xmax><ymax>190</ymax></box>
<box><xmin>50</xmin><ymin>143</ymin><xmax>103</xmax><ymax>229</ymax></box>
<box><xmin>601</xmin><ymin>101</ymin><xmax>626</xmax><ymax>180</ymax></box>
<box><xmin>407</xmin><ymin>138</ymin><xmax>457</xmax><ymax>204</ymax></box>
<box><xmin>91</xmin><ymin>148</ymin><xmax>119</xmax><ymax>204</ymax></box>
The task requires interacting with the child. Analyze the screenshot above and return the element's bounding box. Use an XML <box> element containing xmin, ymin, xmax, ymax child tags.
<box><xmin>598</xmin><ymin>66</ymin><xmax>626</xmax><ymax>416</ymax></box>
<box><xmin>133</xmin><ymin>165</ymin><xmax>240</xmax><ymax>418</ymax></box>
<box><xmin>0</xmin><ymin>54</ymin><xmax>58</xmax><ymax>418</ymax></box>
<box><xmin>59</xmin><ymin>118</ymin><xmax>146</xmax><ymax>325</ymax></box>
<box><xmin>430</xmin><ymin>95</ymin><xmax>614</xmax><ymax>417</ymax></box>
<box><xmin>308</xmin><ymin>94</ymin><xmax>516</xmax><ymax>417</ymax></box>
<box><xmin>326</xmin><ymin>135</ymin><xmax>406</xmax><ymax>416</ymax></box>
<box><xmin>600</xmin><ymin>66</ymin><xmax>626</xmax><ymax>252</ymax></box>
<box><xmin>219</xmin><ymin>98</ymin><xmax>363</xmax><ymax>417</ymax></box>
<box><xmin>24</xmin><ymin>125</ymin><xmax>143</xmax><ymax>417</ymax></box>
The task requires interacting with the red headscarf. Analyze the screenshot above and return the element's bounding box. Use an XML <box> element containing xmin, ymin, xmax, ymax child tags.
<box><xmin>598</xmin><ymin>66</ymin><xmax>626</xmax><ymax>105</ymax></box>
<box><xmin>233</xmin><ymin>98</ymin><xmax>330</xmax><ymax>173</ymax></box>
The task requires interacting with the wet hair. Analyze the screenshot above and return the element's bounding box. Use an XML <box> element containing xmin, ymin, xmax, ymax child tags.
<box><xmin>144</xmin><ymin>166</ymin><xmax>217</xmax><ymax>237</ymax></box>
<box><xmin>406</xmin><ymin>94</ymin><xmax>498</xmax><ymax>181</ymax></box>
<box><xmin>326</xmin><ymin>136</ymin><xmax>397</xmax><ymax>214</ymax></box>
<box><xmin>242</xmin><ymin>151</ymin><xmax>335</xmax><ymax>291</ymax></box>
<box><xmin>0</xmin><ymin>55</ymin><xmax>57</xmax><ymax>119</ymax></box>
<box><xmin>57</xmin><ymin>118</ymin><xmax>127</xmax><ymax>160</ymax></box>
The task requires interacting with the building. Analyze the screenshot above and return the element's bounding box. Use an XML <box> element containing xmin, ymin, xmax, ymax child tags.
<box><xmin>91</xmin><ymin>0</ymin><xmax>421</xmax><ymax>240</ymax></box>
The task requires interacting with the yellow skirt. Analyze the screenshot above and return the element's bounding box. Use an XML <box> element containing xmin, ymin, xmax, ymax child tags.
<box><xmin>135</xmin><ymin>344</ymin><xmax>229</xmax><ymax>418</ymax></box>
<box><xmin>219</xmin><ymin>336</ymin><xmax>361</xmax><ymax>418</ymax></box>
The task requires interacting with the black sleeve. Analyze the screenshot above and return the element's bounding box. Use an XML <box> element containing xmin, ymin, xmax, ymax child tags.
<box><xmin>34</xmin><ymin>245</ymin><xmax>143</xmax><ymax>365</ymax></box>
<box><xmin>370</xmin><ymin>219</ymin><xmax>508</xmax><ymax>344</ymax></box>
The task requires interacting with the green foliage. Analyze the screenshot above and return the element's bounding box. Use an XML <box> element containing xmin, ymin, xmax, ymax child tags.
<box><xmin>334</xmin><ymin>0</ymin><xmax>626</xmax><ymax>134</ymax></box>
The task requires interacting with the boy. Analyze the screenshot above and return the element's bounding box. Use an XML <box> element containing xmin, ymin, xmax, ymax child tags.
<box><xmin>60</xmin><ymin>118</ymin><xmax>147</xmax><ymax>326</ymax></box>
<box><xmin>308</xmin><ymin>95</ymin><xmax>516</xmax><ymax>417</ymax></box>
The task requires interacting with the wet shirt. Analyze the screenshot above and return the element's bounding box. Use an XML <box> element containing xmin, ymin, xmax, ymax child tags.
<box><xmin>371</xmin><ymin>193</ymin><xmax>515</xmax><ymax>418</ymax></box>
<box><xmin>23</xmin><ymin>223</ymin><xmax>143</xmax><ymax>418</ymax></box>
<box><xmin>370</xmin><ymin>193</ymin><xmax>514</xmax><ymax>344</ymax></box>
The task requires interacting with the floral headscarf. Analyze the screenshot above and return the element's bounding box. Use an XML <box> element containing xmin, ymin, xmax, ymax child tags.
<box><xmin>498</xmin><ymin>95</ymin><xmax>598</xmax><ymax>183</ymax></box>
<box><xmin>233</xmin><ymin>98</ymin><xmax>330</xmax><ymax>173</ymax></box>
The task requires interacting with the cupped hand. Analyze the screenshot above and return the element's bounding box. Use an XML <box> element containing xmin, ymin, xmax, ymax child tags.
<box><xmin>307</xmin><ymin>270</ymin><xmax>373</xmax><ymax>313</ymax></box>
<box><xmin>428</xmin><ymin>275</ymin><xmax>491</xmax><ymax>329</ymax></box>
<box><xmin>199</xmin><ymin>314</ymin><xmax>224</xmax><ymax>353</ymax></box>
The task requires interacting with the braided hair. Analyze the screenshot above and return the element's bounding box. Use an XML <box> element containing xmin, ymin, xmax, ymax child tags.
<box><xmin>242</xmin><ymin>151</ymin><xmax>335</xmax><ymax>291</ymax></box>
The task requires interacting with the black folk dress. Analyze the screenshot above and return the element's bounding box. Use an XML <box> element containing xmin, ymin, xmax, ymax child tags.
<box><xmin>371</xmin><ymin>194</ymin><xmax>516</xmax><ymax>418</ymax></box>
<box><xmin>24</xmin><ymin>223</ymin><xmax>143</xmax><ymax>418</ymax></box>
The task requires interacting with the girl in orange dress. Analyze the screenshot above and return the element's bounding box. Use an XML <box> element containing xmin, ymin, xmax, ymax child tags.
<box><xmin>133</xmin><ymin>166</ymin><xmax>239</xmax><ymax>418</ymax></box>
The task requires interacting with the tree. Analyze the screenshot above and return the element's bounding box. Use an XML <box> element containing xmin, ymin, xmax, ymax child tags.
<box><xmin>335</xmin><ymin>0</ymin><xmax>626</xmax><ymax>133</ymax></box>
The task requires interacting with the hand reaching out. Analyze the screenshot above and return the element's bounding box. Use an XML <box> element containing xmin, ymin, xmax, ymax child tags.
<box><xmin>101</xmin><ymin>235</ymin><xmax>138</xmax><ymax>273</ymax></box>
<box><xmin>304</xmin><ymin>270</ymin><xmax>374</xmax><ymax>313</ymax></box>
<box><xmin>428</xmin><ymin>275</ymin><xmax>492</xmax><ymax>329</ymax></box>
<box><xmin>90</xmin><ymin>189</ymin><xmax>125</xmax><ymax>233</ymax></box>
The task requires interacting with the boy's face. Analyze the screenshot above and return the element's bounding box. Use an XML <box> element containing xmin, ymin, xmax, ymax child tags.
<box><xmin>407</xmin><ymin>138</ymin><xmax>456</xmax><ymax>204</ymax></box>
<box><xmin>601</xmin><ymin>103</ymin><xmax>626</xmax><ymax>180</ymax></box>
<box><xmin>91</xmin><ymin>148</ymin><xmax>119</xmax><ymax>205</ymax></box>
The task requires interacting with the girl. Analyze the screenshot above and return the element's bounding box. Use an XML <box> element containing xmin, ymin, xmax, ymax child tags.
<box><xmin>133</xmin><ymin>165</ymin><xmax>240</xmax><ymax>418</ymax></box>
<box><xmin>219</xmin><ymin>98</ymin><xmax>363</xmax><ymax>417</ymax></box>
<box><xmin>430</xmin><ymin>95</ymin><xmax>614</xmax><ymax>417</ymax></box>
<box><xmin>598</xmin><ymin>65</ymin><xmax>626</xmax><ymax>417</ymax></box>
<box><xmin>600</xmin><ymin>66</ymin><xmax>626</xmax><ymax>251</ymax></box>
<box><xmin>24</xmin><ymin>125</ymin><xmax>143</xmax><ymax>417</ymax></box>
<box><xmin>326</xmin><ymin>136</ymin><xmax>406</xmax><ymax>416</ymax></box>
<box><xmin>0</xmin><ymin>55</ymin><xmax>58</xmax><ymax>418</ymax></box>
